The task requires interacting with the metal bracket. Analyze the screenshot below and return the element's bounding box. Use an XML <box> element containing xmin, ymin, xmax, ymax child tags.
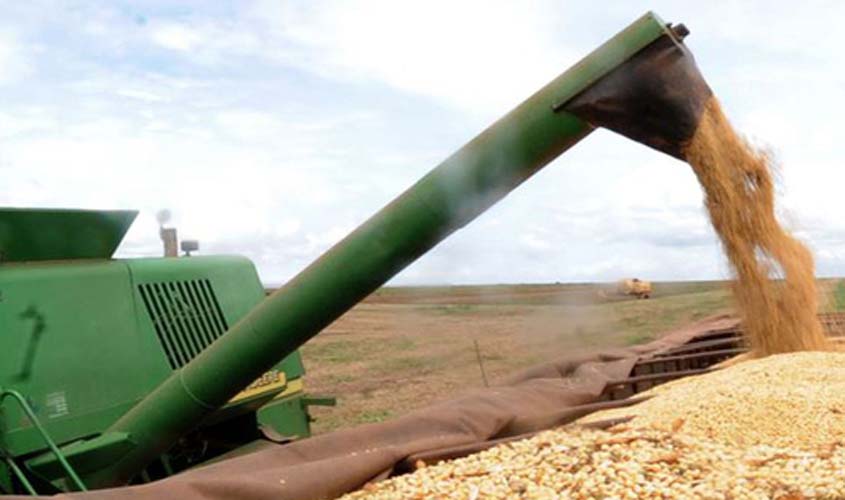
<box><xmin>0</xmin><ymin>388</ymin><xmax>87</xmax><ymax>492</ymax></box>
<box><xmin>302</xmin><ymin>395</ymin><xmax>337</xmax><ymax>407</ymax></box>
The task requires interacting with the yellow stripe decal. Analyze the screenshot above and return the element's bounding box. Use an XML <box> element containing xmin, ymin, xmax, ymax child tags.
<box><xmin>230</xmin><ymin>370</ymin><xmax>286</xmax><ymax>403</ymax></box>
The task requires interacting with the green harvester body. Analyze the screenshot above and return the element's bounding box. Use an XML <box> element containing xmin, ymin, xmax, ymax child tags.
<box><xmin>0</xmin><ymin>208</ymin><xmax>323</xmax><ymax>493</ymax></box>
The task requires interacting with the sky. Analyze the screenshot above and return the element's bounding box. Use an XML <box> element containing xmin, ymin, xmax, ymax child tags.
<box><xmin>2</xmin><ymin>1</ymin><xmax>844</xmax><ymax>286</ymax></box>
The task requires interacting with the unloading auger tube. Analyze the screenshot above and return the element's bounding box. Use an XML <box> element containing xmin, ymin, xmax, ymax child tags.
<box><xmin>81</xmin><ymin>11</ymin><xmax>712</xmax><ymax>487</ymax></box>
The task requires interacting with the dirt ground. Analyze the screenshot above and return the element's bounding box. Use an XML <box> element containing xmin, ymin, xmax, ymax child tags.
<box><xmin>300</xmin><ymin>281</ymin><xmax>739</xmax><ymax>433</ymax></box>
<box><xmin>300</xmin><ymin>279</ymin><xmax>845</xmax><ymax>433</ymax></box>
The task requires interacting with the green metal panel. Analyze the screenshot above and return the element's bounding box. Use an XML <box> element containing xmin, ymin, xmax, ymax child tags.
<box><xmin>27</xmin><ymin>431</ymin><xmax>134</xmax><ymax>478</ymax></box>
<box><xmin>0</xmin><ymin>388</ymin><xmax>87</xmax><ymax>490</ymax></box>
<box><xmin>0</xmin><ymin>461</ymin><xmax>13</xmax><ymax>494</ymax></box>
<box><xmin>0</xmin><ymin>260</ymin><xmax>155</xmax><ymax>456</ymax></box>
<box><xmin>0</xmin><ymin>208</ymin><xmax>137</xmax><ymax>263</ymax></box>
<box><xmin>0</xmin><ymin>255</ymin><xmax>304</xmax><ymax>462</ymax></box>
<box><xmin>87</xmin><ymin>12</ymin><xmax>674</xmax><ymax>487</ymax></box>
<box><xmin>256</xmin><ymin>394</ymin><xmax>311</xmax><ymax>441</ymax></box>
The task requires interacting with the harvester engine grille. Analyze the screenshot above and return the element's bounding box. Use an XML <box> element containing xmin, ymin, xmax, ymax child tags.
<box><xmin>138</xmin><ymin>279</ymin><xmax>229</xmax><ymax>369</ymax></box>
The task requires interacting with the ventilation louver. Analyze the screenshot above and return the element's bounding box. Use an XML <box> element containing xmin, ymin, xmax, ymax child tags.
<box><xmin>138</xmin><ymin>279</ymin><xmax>229</xmax><ymax>369</ymax></box>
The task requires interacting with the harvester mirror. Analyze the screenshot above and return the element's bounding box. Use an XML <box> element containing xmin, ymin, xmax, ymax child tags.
<box><xmin>180</xmin><ymin>240</ymin><xmax>199</xmax><ymax>256</ymax></box>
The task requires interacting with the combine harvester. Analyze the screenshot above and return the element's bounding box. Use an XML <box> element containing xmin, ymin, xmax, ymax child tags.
<box><xmin>617</xmin><ymin>278</ymin><xmax>652</xmax><ymax>299</ymax></box>
<box><xmin>0</xmin><ymin>11</ymin><xmax>741</xmax><ymax>498</ymax></box>
<box><xmin>0</xmin><ymin>208</ymin><xmax>335</xmax><ymax>494</ymax></box>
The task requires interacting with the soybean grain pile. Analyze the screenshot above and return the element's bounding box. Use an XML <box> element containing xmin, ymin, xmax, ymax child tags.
<box><xmin>343</xmin><ymin>428</ymin><xmax>845</xmax><ymax>500</ymax></box>
<box><xmin>580</xmin><ymin>351</ymin><xmax>845</xmax><ymax>450</ymax></box>
<box><xmin>343</xmin><ymin>352</ymin><xmax>845</xmax><ymax>500</ymax></box>
<box><xmin>685</xmin><ymin>98</ymin><xmax>829</xmax><ymax>355</ymax></box>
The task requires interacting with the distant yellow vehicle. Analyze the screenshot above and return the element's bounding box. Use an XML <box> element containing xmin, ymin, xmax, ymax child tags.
<box><xmin>617</xmin><ymin>278</ymin><xmax>652</xmax><ymax>299</ymax></box>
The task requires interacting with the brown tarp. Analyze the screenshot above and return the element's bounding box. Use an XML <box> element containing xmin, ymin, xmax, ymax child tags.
<box><xmin>38</xmin><ymin>314</ymin><xmax>738</xmax><ymax>500</ymax></box>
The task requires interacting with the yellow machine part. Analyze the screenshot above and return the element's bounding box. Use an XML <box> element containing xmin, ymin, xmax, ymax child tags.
<box><xmin>229</xmin><ymin>371</ymin><xmax>305</xmax><ymax>404</ymax></box>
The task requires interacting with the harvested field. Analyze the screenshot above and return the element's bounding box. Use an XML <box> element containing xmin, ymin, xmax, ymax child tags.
<box><xmin>301</xmin><ymin>280</ymin><xmax>845</xmax><ymax>433</ymax></box>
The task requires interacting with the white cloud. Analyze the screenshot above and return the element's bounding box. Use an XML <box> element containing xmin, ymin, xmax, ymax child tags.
<box><xmin>247</xmin><ymin>0</ymin><xmax>575</xmax><ymax>115</ymax></box>
<box><xmin>150</xmin><ymin>23</ymin><xmax>203</xmax><ymax>52</ymax></box>
<box><xmin>0</xmin><ymin>31</ymin><xmax>32</xmax><ymax>84</ymax></box>
<box><xmin>0</xmin><ymin>109</ymin><xmax>57</xmax><ymax>138</ymax></box>
<box><xmin>214</xmin><ymin>110</ymin><xmax>290</xmax><ymax>143</ymax></box>
<box><xmin>148</xmin><ymin>19</ymin><xmax>262</xmax><ymax>66</ymax></box>
<box><xmin>116</xmin><ymin>88</ymin><xmax>169</xmax><ymax>103</ymax></box>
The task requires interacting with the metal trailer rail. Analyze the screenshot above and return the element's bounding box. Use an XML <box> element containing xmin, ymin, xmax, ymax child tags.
<box><xmin>602</xmin><ymin>311</ymin><xmax>845</xmax><ymax>399</ymax></box>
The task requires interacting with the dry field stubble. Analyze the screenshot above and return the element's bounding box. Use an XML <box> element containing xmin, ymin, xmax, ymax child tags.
<box><xmin>302</xmin><ymin>281</ymin><xmax>738</xmax><ymax>433</ymax></box>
